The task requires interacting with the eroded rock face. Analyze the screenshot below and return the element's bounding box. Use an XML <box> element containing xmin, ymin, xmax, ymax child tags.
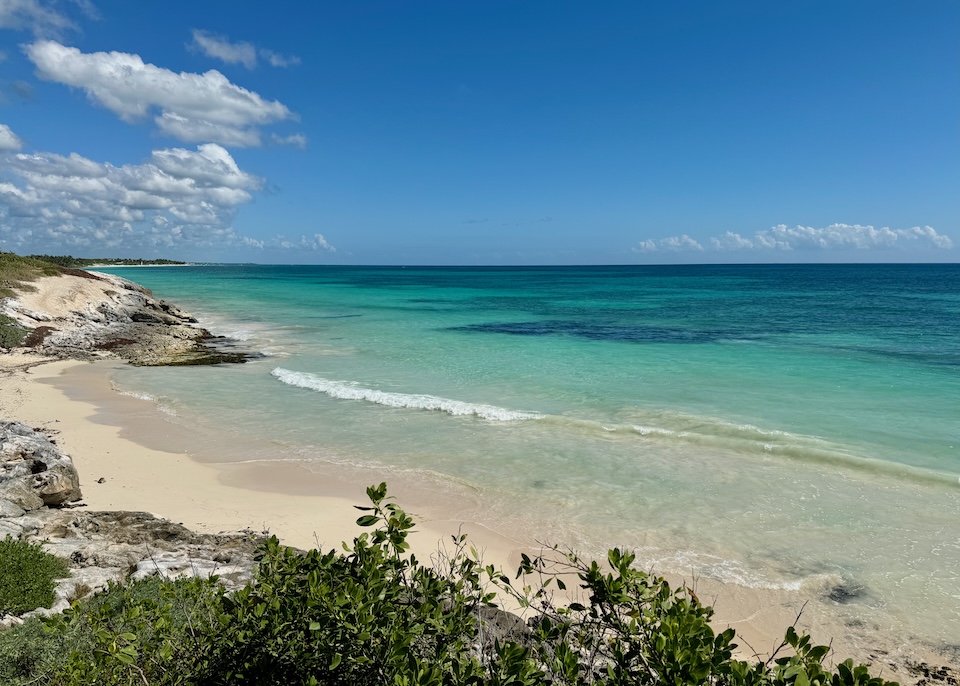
<box><xmin>0</xmin><ymin>421</ymin><xmax>81</xmax><ymax>510</ymax></box>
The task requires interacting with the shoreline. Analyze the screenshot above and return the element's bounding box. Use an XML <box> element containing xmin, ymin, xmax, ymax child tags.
<box><xmin>1</xmin><ymin>353</ymin><xmax>943</xmax><ymax>680</ymax></box>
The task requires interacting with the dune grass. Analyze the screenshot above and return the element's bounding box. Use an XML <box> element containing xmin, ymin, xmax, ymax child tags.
<box><xmin>0</xmin><ymin>252</ymin><xmax>65</xmax><ymax>300</ymax></box>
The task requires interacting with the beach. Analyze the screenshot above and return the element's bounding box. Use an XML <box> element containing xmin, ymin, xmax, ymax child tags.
<box><xmin>2</xmin><ymin>265</ymin><xmax>958</xmax><ymax>681</ymax></box>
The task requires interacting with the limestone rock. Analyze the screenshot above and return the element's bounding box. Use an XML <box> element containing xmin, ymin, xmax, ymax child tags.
<box><xmin>1</xmin><ymin>270</ymin><xmax>247</xmax><ymax>366</ymax></box>
<box><xmin>0</xmin><ymin>421</ymin><xmax>81</xmax><ymax>511</ymax></box>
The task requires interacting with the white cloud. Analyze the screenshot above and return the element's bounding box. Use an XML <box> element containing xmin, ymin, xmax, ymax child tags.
<box><xmin>0</xmin><ymin>143</ymin><xmax>269</xmax><ymax>251</ymax></box>
<box><xmin>242</xmin><ymin>233</ymin><xmax>336</xmax><ymax>252</ymax></box>
<box><xmin>300</xmin><ymin>233</ymin><xmax>335</xmax><ymax>251</ymax></box>
<box><xmin>190</xmin><ymin>28</ymin><xmax>301</xmax><ymax>70</ymax></box>
<box><xmin>634</xmin><ymin>234</ymin><xmax>703</xmax><ymax>253</ymax></box>
<box><xmin>0</xmin><ymin>123</ymin><xmax>23</xmax><ymax>151</ymax></box>
<box><xmin>0</xmin><ymin>0</ymin><xmax>76</xmax><ymax>37</ymax></box>
<box><xmin>259</xmin><ymin>49</ymin><xmax>300</xmax><ymax>68</ymax></box>
<box><xmin>190</xmin><ymin>29</ymin><xmax>256</xmax><ymax>69</ymax></box>
<box><xmin>639</xmin><ymin>224</ymin><xmax>953</xmax><ymax>255</ymax></box>
<box><xmin>712</xmin><ymin>224</ymin><xmax>953</xmax><ymax>251</ymax></box>
<box><xmin>270</xmin><ymin>132</ymin><xmax>307</xmax><ymax>149</ymax></box>
<box><xmin>25</xmin><ymin>40</ymin><xmax>295</xmax><ymax>147</ymax></box>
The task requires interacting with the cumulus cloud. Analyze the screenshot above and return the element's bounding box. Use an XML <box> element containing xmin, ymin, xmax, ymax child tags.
<box><xmin>190</xmin><ymin>29</ymin><xmax>301</xmax><ymax>69</ymax></box>
<box><xmin>0</xmin><ymin>142</ymin><xmax>268</xmax><ymax>251</ymax></box>
<box><xmin>0</xmin><ymin>123</ymin><xmax>23</xmax><ymax>151</ymax></box>
<box><xmin>634</xmin><ymin>234</ymin><xmax>703</xmax><ymax>253</ymax></box>
<box><xmin>637</xmin><ymin>224</ymin><xmax>953</xmax><ymax>254</ymax></box>
<box><xmin>25</xmin><ymin>40</ymin><xmax>295</xmax><ymax>147</ymax></box>
<box><xmin>0</xmin><ymin>0</ymin><xmax>76</xmax><ymax>37</ymax></box>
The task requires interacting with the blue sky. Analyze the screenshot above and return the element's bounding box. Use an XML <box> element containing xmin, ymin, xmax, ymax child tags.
<box><xmin>0</xmin><ymin>1</ymin><xmax>957</xmax><ymax>264</ymax></box>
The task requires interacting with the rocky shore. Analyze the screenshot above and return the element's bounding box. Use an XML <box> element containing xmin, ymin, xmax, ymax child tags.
<box><xmin>1</xmin><ymin>269</ymin><xmax>250</xmax><ymax>365</ymax></box>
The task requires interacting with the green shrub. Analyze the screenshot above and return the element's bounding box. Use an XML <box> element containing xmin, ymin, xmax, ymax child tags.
<box><xmin>0</xmin><ymin>314</ymin><xmax>28</xmax><ymax>348</ymax></box>
<box><xmin>0</xmin><ymin>537</ymin><xmax>70</xmax><ymax>615</ymax></box>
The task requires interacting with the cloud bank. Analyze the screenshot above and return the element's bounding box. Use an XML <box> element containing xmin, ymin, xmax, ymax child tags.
<box><xmin>25</xmin><ymin>40</ymin><xmax>297</xmax><ymax>147</ymax></box>
<box><xmin>636</xmin><ymin>224</ymin><xmax>953</xmax><ymax>254</ymax></box>
<box><xmin>0</xmin><ymin>134</ymin><xmax>265</xmax><ymax>250</ymax></box>
<box><xmin>190</xmin><ymin>29</ymin><xmax>301</xmax><ymax>70</ymax></box>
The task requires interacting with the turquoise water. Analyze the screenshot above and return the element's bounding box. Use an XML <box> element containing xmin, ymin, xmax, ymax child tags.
<box><xmin>99</xmin><ymin>264</ymin><xmax>960</xmax><ymax>646</ymax></box>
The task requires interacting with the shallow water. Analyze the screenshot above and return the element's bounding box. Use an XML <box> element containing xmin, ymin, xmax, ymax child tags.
<box><xmin>98</xmin><ymin>264</ymin><xmax>960</xmax><ymax>648</ymax></box>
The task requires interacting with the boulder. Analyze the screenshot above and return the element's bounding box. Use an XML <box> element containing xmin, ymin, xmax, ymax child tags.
<box><xmin>0</xmin><ymin>421</ymin><xmax>81</xmax><ymax>511</ymax></box>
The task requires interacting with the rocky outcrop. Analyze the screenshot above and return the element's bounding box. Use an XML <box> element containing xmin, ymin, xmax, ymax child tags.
<box><xmin>1</xmin><ymin>270</ymin><xmax>251</xmax><ymax>366</ymax></box>
<box><xmin>0</xmin><ymin>420</ymin><xmax>81</xmax><ymax>513</ymax></box>
<box><xmin>0</xmin><ymin>422</ymin><xmax>264</xmax><ymax>625</ymax></box>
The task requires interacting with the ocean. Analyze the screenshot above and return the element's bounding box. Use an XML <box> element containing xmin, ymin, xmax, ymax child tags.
<box><xmin>97</xmin><ymin>263</ymin><xmax>960</xmax><ymax>649</ymax></box>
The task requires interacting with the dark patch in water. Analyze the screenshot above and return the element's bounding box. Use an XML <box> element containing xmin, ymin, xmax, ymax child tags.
<box><xmin>827</xmin><ymin>582</ymin><xmax>866</xmax><ymax>604</ymax></box>
<box><xmin>530</xmin><ymin>480</ymin><xmax>546</xmax><ymax>489</ymax></box>
<box><xmin>448</xmin><ymin>320</ymin><xmax>761</xmax><ymax>344</ymax></box>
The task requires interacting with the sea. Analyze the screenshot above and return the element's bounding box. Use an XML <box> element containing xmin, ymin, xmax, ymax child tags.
<box><xmin>96</xmin><ymin>263</ymin><xmax>960</xmax><ymax>651</ymax></box>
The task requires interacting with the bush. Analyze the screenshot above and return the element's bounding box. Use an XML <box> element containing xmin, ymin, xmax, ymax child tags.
<box><xmin>0</xmin><ymin>536</ymin><xmax>70</xmax><ymax>615</ymax></box>
<box><xmin>0</xmin><ymin>314</ymin><xmax>28</xmax><ymax>348</ymax></box>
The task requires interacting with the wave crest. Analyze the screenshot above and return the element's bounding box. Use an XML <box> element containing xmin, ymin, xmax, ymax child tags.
<box><xmin>271</xmin><ymin>368</ymin><xmax>541</xmax><ymax>422</ymax></box>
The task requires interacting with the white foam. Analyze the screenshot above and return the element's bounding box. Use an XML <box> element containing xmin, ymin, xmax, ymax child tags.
<box><xmin>116</xmin><ymin>389</ymin><xmax>177</xmax><ymax>416</ymax></box>
<box><xmin>118</xmin><ymin>390</ymin><xmax>155</xmax><ymax>402</ymax></box>
<box><xmin>271</xmin><ymin>368</ymin><xmax>541</xmax><ymax>422</ymax></box>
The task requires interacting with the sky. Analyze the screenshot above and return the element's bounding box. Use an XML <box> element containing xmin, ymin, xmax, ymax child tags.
<box><xmin>0</xmin><ymin>1</ymin><xmax>957</xmax><ymax>265</ymax></box>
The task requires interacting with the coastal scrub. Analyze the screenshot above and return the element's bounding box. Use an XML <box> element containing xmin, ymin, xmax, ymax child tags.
<box><xmin>0</xmin><ymin>536</ymin><xmax>70</xmax><ymax>615</ymax></box>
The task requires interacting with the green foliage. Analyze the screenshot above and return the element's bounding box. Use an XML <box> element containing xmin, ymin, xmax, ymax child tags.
<box><xmin>0</xmin><ymin>313</ymin><xmax>28</xmax><ymax>347</ymax></box>
<box><xmin>0</xmin><ymin>484</ymin><xmax>900</xmax><ymax>686</ymax></box>
<box><xmin>0</xmin><ymin>615</ymin><xmax>73</xmax><ymax>685</ymax></box>
<box><xmin>199</xmin><ymin>481</ymin><xmax>493</xmax><ymax>685</ymax></box>
<box><xmin>49</xmin><ymin>576</ymin><xmax>223</xmax><ymax>686</ymax></box>
<box><xmin>0</xmin><ymin>536</ymin><xmax>70</xmax><ymax>615</ymax></box>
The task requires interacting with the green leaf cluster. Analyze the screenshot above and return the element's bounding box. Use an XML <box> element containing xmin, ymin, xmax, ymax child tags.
<box><xmin>0</xmin><ymin>484</ymin><xmax>901</xmax><ymax>686</ymax></box>
<box><xmin>0</xmin><ymin>536</ymin><xmax>70</xmax><ymax>616</ymax></box>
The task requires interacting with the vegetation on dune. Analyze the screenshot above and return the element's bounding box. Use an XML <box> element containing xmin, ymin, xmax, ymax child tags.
<box><xmin>0</xmin><ymin>251</ymin><xmax>183</xmax><ymax>301</ymax></box>
<box><xmin>0</xmin><ymin>251</ymin><xmax>66</xmax><ymax>299</ymax></box>
<box><xmin>0</xmin><ymin>485</ymin><xmax>899</xmax><ymax>685</ymax></box>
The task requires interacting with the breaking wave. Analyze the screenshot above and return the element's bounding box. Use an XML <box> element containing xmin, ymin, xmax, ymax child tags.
<box><xmin>271</xmin><ymin>368</ymin><xmax>541</xmax><ymax>422</ymax></box>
